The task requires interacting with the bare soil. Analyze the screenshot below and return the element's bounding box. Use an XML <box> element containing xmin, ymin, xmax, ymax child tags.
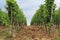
<box><xmin>13</xmin><ymin>26</ymin><xmax>52</xmax><ymax>40</ymax></box>
<box><xmin>0</xmin><ymin>25</ymin><xmax>59</xmax><ymax>40</ymax></box>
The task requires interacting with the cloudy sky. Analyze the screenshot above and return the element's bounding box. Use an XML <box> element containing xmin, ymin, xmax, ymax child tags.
<box><xmin>0</xmin><ymin>0</ymin><xmax>60</xmax><ymax>25</ymax></box>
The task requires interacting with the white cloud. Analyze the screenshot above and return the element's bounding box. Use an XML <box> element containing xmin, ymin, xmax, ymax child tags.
<box><xmin>55</xmin><ymin>0</ymin><xmax>60</xmax><ymax>9</ymax></box>
<box><xmin>17</xmin><ymin>0</ymin><xmax>45</xmax><ymax>25</ymax></box>
<box><xmin>17</xmin><ymin>0</ymin><xmax>44</xmax><ymax>9</ymax></box>
<box><xmin>0</xmin><ymin>0</ymin><xmax>6</xmax><ymax>11</ymax></box>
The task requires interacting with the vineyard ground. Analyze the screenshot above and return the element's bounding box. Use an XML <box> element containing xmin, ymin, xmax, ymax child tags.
<box><xmin>0</xmin><ymin>25</ymin><xmax>60</xmax><ymax>40</ymax></box>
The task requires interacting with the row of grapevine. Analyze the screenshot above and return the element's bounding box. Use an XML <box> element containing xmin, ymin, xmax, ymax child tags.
<box><xmin>31</xmin><ymin>0</ymin><xmax>60</xmax><ymax>35</ymax></box>
<box><xmin>31</xmin><ymin>0</ymin><xmax>56</xmax><ymax>26</ymax></box>
<box><xmin>54</xmin><ymin>8</ymin><xmax>60</xmax><ymax>28</ymax></box>
<box><xmin>31</xmin><ymin>5</ymin><xmax>45</xmax><ymax>25</ymax></box>
<box><xmin>0</xmin><ymin>0</ymin><xmax>27</xmax><ymax>27</ymax></box>
<box><xmin>54</xmin><ymin>8</ymin><xmax>60</xmax><ymax>24</ymax></box>
<box><xmin>0</xmin><ymin>9</ymin><xmax>10</xmax><ymax>26</ymax></box>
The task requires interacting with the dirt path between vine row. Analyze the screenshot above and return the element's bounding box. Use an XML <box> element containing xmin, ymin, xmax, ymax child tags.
<box><xmin>0</xmin><ymin>25</ymin><xmax>55</xmax><ymax>40</ymax></box>
<box><xmin>12</xmin><ymin>26</ymin><xmax>52</xmax><ymax>40</ymax></box>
